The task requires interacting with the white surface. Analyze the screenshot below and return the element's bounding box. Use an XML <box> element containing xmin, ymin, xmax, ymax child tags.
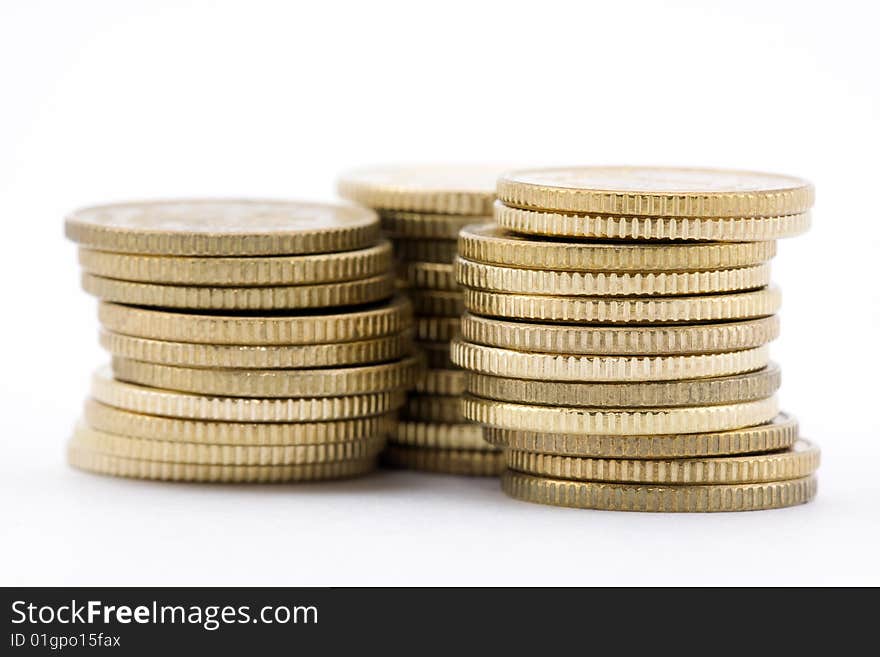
<box><xmin>1</xmin><ymin>0</ymin><xmax>878</xmax><ymax>586</ymax></box>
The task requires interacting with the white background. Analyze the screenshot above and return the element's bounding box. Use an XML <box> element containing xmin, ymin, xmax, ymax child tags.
<box><xmin>1</xmin><ymin>0</ymin><xmax>878</xmax><ymax>586</ymax></box>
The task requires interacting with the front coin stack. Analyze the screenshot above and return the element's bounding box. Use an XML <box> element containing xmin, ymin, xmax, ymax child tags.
<box><xmin>338</xmin><ymin>166</ymin><xmax>506</xmax><ymax>476</ymax></box>
<box><xmin>452</xmin><ymin>167</ymin><xmax>820</xmax><ymax>512</ymax></box>
<box><xmin>65</xmin><ymin>200</ymin><xmax>417</xmax><ymax>483</ymax></box>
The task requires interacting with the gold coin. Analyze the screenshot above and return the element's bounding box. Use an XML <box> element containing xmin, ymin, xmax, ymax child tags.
<box><xmin>111</xmin><ymin>355</ymin><xmax>422</xmax><ymax>398</ymax></box>
<box><xmin>410</xmin><ymin>289</ymin><xmax>464</xmax><ymax>317</ymax></box>
<box><xmin>383</xmin><ymin>445</ymin><xmax>504</xmax><ymax>477</ymax></box>
<box><xmin>466</xmin><ymin>365</ymin><xmax>781</xmax><ymax>407</ymax></box>
<box><xmin>98</xmin><ymin>296</ymin><xmax>412</xmax><ymax>345</ymax></box>
<box><xmin>463</xmin><ymin>286</ymin><xmax>780</xmax><ymax>324</ymax></box>
<box><xmin>90</xmin><ymin>366</ymin><xmax>405</xmax><ymax>421</ymax></box>
<box><xmin>415</xmin><ymin>316</ymin><xmax>460</xmax><ymax>342</ymax></box>
<box><xmin>403</xmin><ymin>395</ymin><xmax>465</xmax><ymax>423</ymax></box>
<box><xmin>451</xmin><ymin>340</ymin><xmax>768</xmax><ymax>382</ymax></box>
<box><xmin>507</xmin><ymin>439</ymin><xmax>819</xmax><ymax>485</ymax></box>
<box><xmin>462</xmin><ymin>395</ymin><xmax>779</xmax><ymax>435</ymax></box>
<box><xmin>71</xmin><ymin>423</ymin><xmax>387</xmax><ymax>466</ymax></box>
<box><xmin>392</xmin><ymin>421</ymin><xmax>490</xmax><ymax>450</ymax></box>
<box><xmin>484</xmin><ymin>413</ymin><xmax>798</xmax><ymax>458</ymax></box>
<box><xmin>414</xmin><ymin>369</ymin><xmax>465</xmax><ymax>395</ymax></box>
<box><xmin>100</xmin><ymin>330</ymin><xmax>409</xmax><ymax>369</ymax></box>
<box><xmin>78</xmin><ymin>240</ymin><xmax>392</xmax><ymax>285</ymax></box>
<box><xmin>381</xmin><ymin>211</ymin><xmax>487</xmax><ymax>239</ymax></box>
<box><xmin>399</xmin><ymin>262</ymin><xmax>458</xmax><ymax>290</ymax></box>
<box><xmin>496</xmin><ymin>202</ymin><xmax>811</xmax><ymax>242</ymax></box>
<box><xmin>83</xmin><ymin>272</ymin><xmax>394</xmax><ymax>310</ymax></box>
<box><xmin>460</xmin><ymin>313</ymin><xmax>779</xmax><ymax>355</ymax></box>
<box><xmin>394</xmin><ymin>238</ymin><xmax>458</xmax><ymax>264</ymax></box>
<box><xmin>456</xmin><ymin>258</ymin><xmax>771</xmax><ymax>296</ymax></box>
<box><xmin>337</xmin><ymin>165</ymin><xmax>502</xmax><ymax>215</ymax></box>
<box><xmin>497</xmin><ymin>166</ymin><xmax>814</xmax><ymax>218</ymax></box>
<box><xmin>502</xmin><ymin>470</ymin><xmax>817</xmax><ymax>512</ymax></box>
<box><xmin>68</xmin><ymin>445</ymin><xmax>377</xmax><ymax>482</ymax></box>
<box><xmin>84</xmin><ymin>399</ymin><xmax>394</xmax><ymax>445</ymax></box>
<box><xmin>420</xmin><ymin>342</ymin><xmax>455</xmax><ymax>369</ymax></box>
<box><xmin>458</xmin><ymin>224</ymin><xmax>776</xmax><ymax>271</ymax></box>
<box><xmin>65</xmin><ymin>199</ymin><xmax>380</xmax><ymax>256</ymax></box>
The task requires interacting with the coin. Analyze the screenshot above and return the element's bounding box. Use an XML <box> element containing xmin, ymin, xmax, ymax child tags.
<box><xmin>84</xmin><ymin>399</ymin><xmax>394</xmax><ymax>445</ymax></box>
<box><xmin>414</xmin><ymin>369</ymin><xmax>466</xmax><ymax>395</ymax></box>
<box><xmin>98</xmin><ymin>296</ymin><xmax>412</xmax><ymax>345</ymax></box>
<box><xmin>90</xmin><ymin>366</ymin><xmax>406</xmax><ymax>421</ymax></box>
<box><xmin>460</xmin><ymin>313</ymin><xmax>779</xmax><ymax>355</ymax></box>
<box><xmin>484</xmin><ymin>414</ymin><xmax>798</xmax><ymax>458</ymax></box>
<box><xmin>111</xmin><ymin>355</ymin><xmax>422</xmax><ymax>398</ymax></box>
<box><xmin>451</xmin><ymin>340</ymin><xmax>769</xmax><ymax>381</ymax></box>
<box><xmin>495</xmin><ymin>202</ymin><xmax>811</xmax><ymax>242</ymax></box>
<box><xmin>463</xmin><ymin>286</ymin><xmax>780</xmax><ymax>324</ymax></box>
<box><xmin>383</xmin><ymin>445</ymin><xmax>504</xmax><ymax>477</ymax></box>
<box><xmin>403</xmin><ymin>395</ymin><xmax>465</xmax><ymax>423</ymax></box>
<box><xmin>392</xmin><ymin>421</ymin><xmax>490</xmax><ymax>450</ymax></box>
<box><xmin>420</xmin><ymin>342</ymin><xmax>455</xmax><ymax>369</ymax></box>
<box><xmin>462</xmin><ymin>395</ymin><xmax>779</xmax><ymax>435</ymax></box>
<box><xmin>394</xmin><ymin>238</ymin><xmax>458</xmax><ymax>263</ymax></box>
<box><xmin>381</xmin><ymin>210</ymin><xmax>487</xmax><ymax>239</ymax></box>
<box><xmin>410</xmin><ymin>289</ymin><xmax>465</xmax><ymax>317</ymax></box>
<box><xmin>506</xmin><ymin>439</ymin><xmax>819</xmax><ymax>485</ymax></box>
<box><xmin>497</xmin><ymin>166</ymin><xmax>814</xmax><ymax>218</ymax></box>
<box><xmin>65</xmin><ymin>199</ymin><xmax>380</xmax><ymax>255</ymax></box>
<box><xmin>501</xmin><ymin>470</ymin><xmax>817</xmax><ymax>512</ymax></box>
<box><xmin>415</xmin><ymin>317</ymin><xmax>460</xmax><ymax>342</ymax></box>
<box><xmin>68</xmin><ymin>445</ymin><xmax>377</xmax><ymax>482</ymax></box>
<box><xmin>456</xmin><ymin>258</ymin><xmax>771</xmax><ymax>296</ymax></box>
<box><xmin>72</xmin><ymin>423</ymin><xmax>387</xmax><ymax>466</ymax></box>
<box><xmin>78</xmin><ymin>240</ymin><xmax>392</xmax><ymax>285</ymax></box>
<box><xmin>458</xmin><ymin>224</ymin><xmax>776</xmax><ymax>271</ymax></box>
<box><xmin>82</xmin><ymin>272</ymin><xmax>395</xmax><ymax>310</ymax></box>
<box><xmin>399</xmin><ymin>262</ymin><xmax>458</xmax><ymax>290</ymax></box>
<box><xmin>100</xmin><ymin>330</ymin><xmax>409</xmax><ymax>369</ymax></box>
<box><xmin>466</xmin><ymin>365</ymin><xmax>781</xmax><ymax>407</ymax></box>
<box><xmin>337</xmin><ymin>165</ymin><xmax>502</xmax><ymax>215</ymax></box>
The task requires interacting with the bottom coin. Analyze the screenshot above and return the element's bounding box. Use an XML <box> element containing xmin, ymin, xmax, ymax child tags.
<box><xmin>383</xmin><ymin>445</ymin><xmax>504</xmax><ymax>477</ymax></box>
<box><xmin>501</xmin><ymin>470</ymin><xmax>817</xmax><ymax>512</ymax></box>
<box><xmin>71</xmin><ymin>423</ymin><xmax>387</xmax><ymax>465</ymax></box>
<box><xmin>68</xmin><ymin>446</ymin><xmax>377</xmax><ymax>482</ymax></box>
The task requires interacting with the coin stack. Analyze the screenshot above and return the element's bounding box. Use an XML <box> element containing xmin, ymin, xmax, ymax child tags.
<box><xmin>452</xmin><ymin>167</ymin><xmax>820</xmax><ymax>512</ymax></box>
<box><xmin>64</xmin><ymin>200</ymin><xmax>418</xmax><ymax>483</ymax></box>
<box><xmin>338</xmin><ymin>166</ymin><xmax>506</xmax><ymax>475</ymax></box>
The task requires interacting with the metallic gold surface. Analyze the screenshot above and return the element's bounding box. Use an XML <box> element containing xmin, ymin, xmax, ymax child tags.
<box><xmin>403</xmin><ymin>395</ymin><xmax>465</xmax><ymax>423</ymax></box>
<box><xmin>413</xmin><ymin>369</ymin><xmax>466</xmax><ymax>396</ymax></box>
<box><xmin>415</xmin><ymin>317</ymin><xmax>461</xmax><ymax>342</ymax></box>
<box><xmin>506</xmin><ymin>439</ymin><xmax>819</xmax><ymax>484</ymax></box>
<box><xmin>100</xmin><ymin>330</ymin><xmax>409</xmax><ymax>369</ymax></box>
<box><xmin>111</xmin><ymin>355</ymin><xmax>422</xmax><ymax>398</ymax></box>
<box><xmin>463</xmin><ymin>286</ymin><xmax>780</xmax><ymax>323</ymax></box>
<box><xmin>392</xmin><ymin>421</ymin><xmax>490</xmax><ymax>450</ymax></box>
<box><xmin>451</xmin><ymin>340</ymin><xmax>769</xmax><ymax>382</ymax></box>
<box><xmin>381</xmin><ymin>211</ymin><xmax>488</xmax><ymax>239</ymax></box>
<box><xmin>420</xmin><ymin>342</ymin><xmax>455</xmax><ymax>369</ymax></box>
<box><xmin>459</xmin><ymin>313</ymin><xmax>779</xmax><ymax>355</ymax></box>
<box><xmin>497</xmin><ymin>166</ymin><xmax>814</xmax><ymax>218</ymax></box>
<box><xmin>65</xmin><ymin>199</ymin><xmax>380</xmax><ymax>255</ymax></box>
<box><xmin>394</xmin><ymin>238</ymin><xmax>458</xmax><ymax>264</ymax></box>
<box><xmin>458</xmin><ymin>224</ymin><xmax>776</xmax><ymax>271</ymax></box>
<box><xmin>466</xmin><ymin>365</ymin><xmax>781</xmax><ymax>407</ymax></box>
<box><xmin>383</xmin><ymin>445</ymin><xmax>504</xmax><ymax>477</ymax></box>
<box><xmin>399</xmin><ymin>262</ymin><xmax>458</xmax><ymax>290</ymax></box>
<box><xmin>78</xmin><ymin>240</ymin><xmax>392</xmax><ymax>285</ymax></box>
<box><xmin>98</xmin><ymin>296</ymin><xmax>412</xmax><ymax>345</ymax></box>
<box><xmin>462</xmin><ymin>395</ymin><xmax>779</xmax><ymax>435</ymax></box>
<box><xmin>410</xmin><ymin>289</ymin><xmax>465</xmax><ymax>317</ymax></box>
<box><xmin>83</xmin><ymin>272</ymin><xmax>395</xmax><ymax>310</ymax></box>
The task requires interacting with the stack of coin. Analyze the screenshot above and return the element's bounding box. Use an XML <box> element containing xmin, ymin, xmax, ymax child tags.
<box><xmin>452</xmin><ymin>167</ymin><xmax>820</xmax><ymax>511</ymax></box>
<box><xmin>65</xmin><ymin>200</ymin><xmax>418</xmax><ymax>482</ymax></box>
<box><xmin>338</xmin><ymin>166</ymin><xmax>506</xmax><ymax>475</ymax></box>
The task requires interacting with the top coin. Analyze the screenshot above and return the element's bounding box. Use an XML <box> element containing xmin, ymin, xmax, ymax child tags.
<box><xmin>498</xmin><ymin>166</ymin><xmax>814</xmax><ymax>218</ymax></box>
<box><xmin>65</xmin><ymin>199</ymin><xmax>380</xmax><ymax>256</ymax></box>
<box><xmin>337</xmin><ymin>165</ymin><xmax>504</xmax><ymax>215</ymax></box>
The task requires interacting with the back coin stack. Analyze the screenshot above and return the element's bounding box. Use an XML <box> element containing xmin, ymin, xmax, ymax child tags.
<box><xmin>65</xmin><ymin>200</ymin><xmax>417</xmax><ymax>482</ymax></box>
<box><xmin>452</xmin><ymin>167</ymin><xmax>820</xmax><ymax>511</ymax></box>
<box><xmin>338</xmin><ymin>166</ymin><xmax>505</xmax><ymax>475</ymax></box>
